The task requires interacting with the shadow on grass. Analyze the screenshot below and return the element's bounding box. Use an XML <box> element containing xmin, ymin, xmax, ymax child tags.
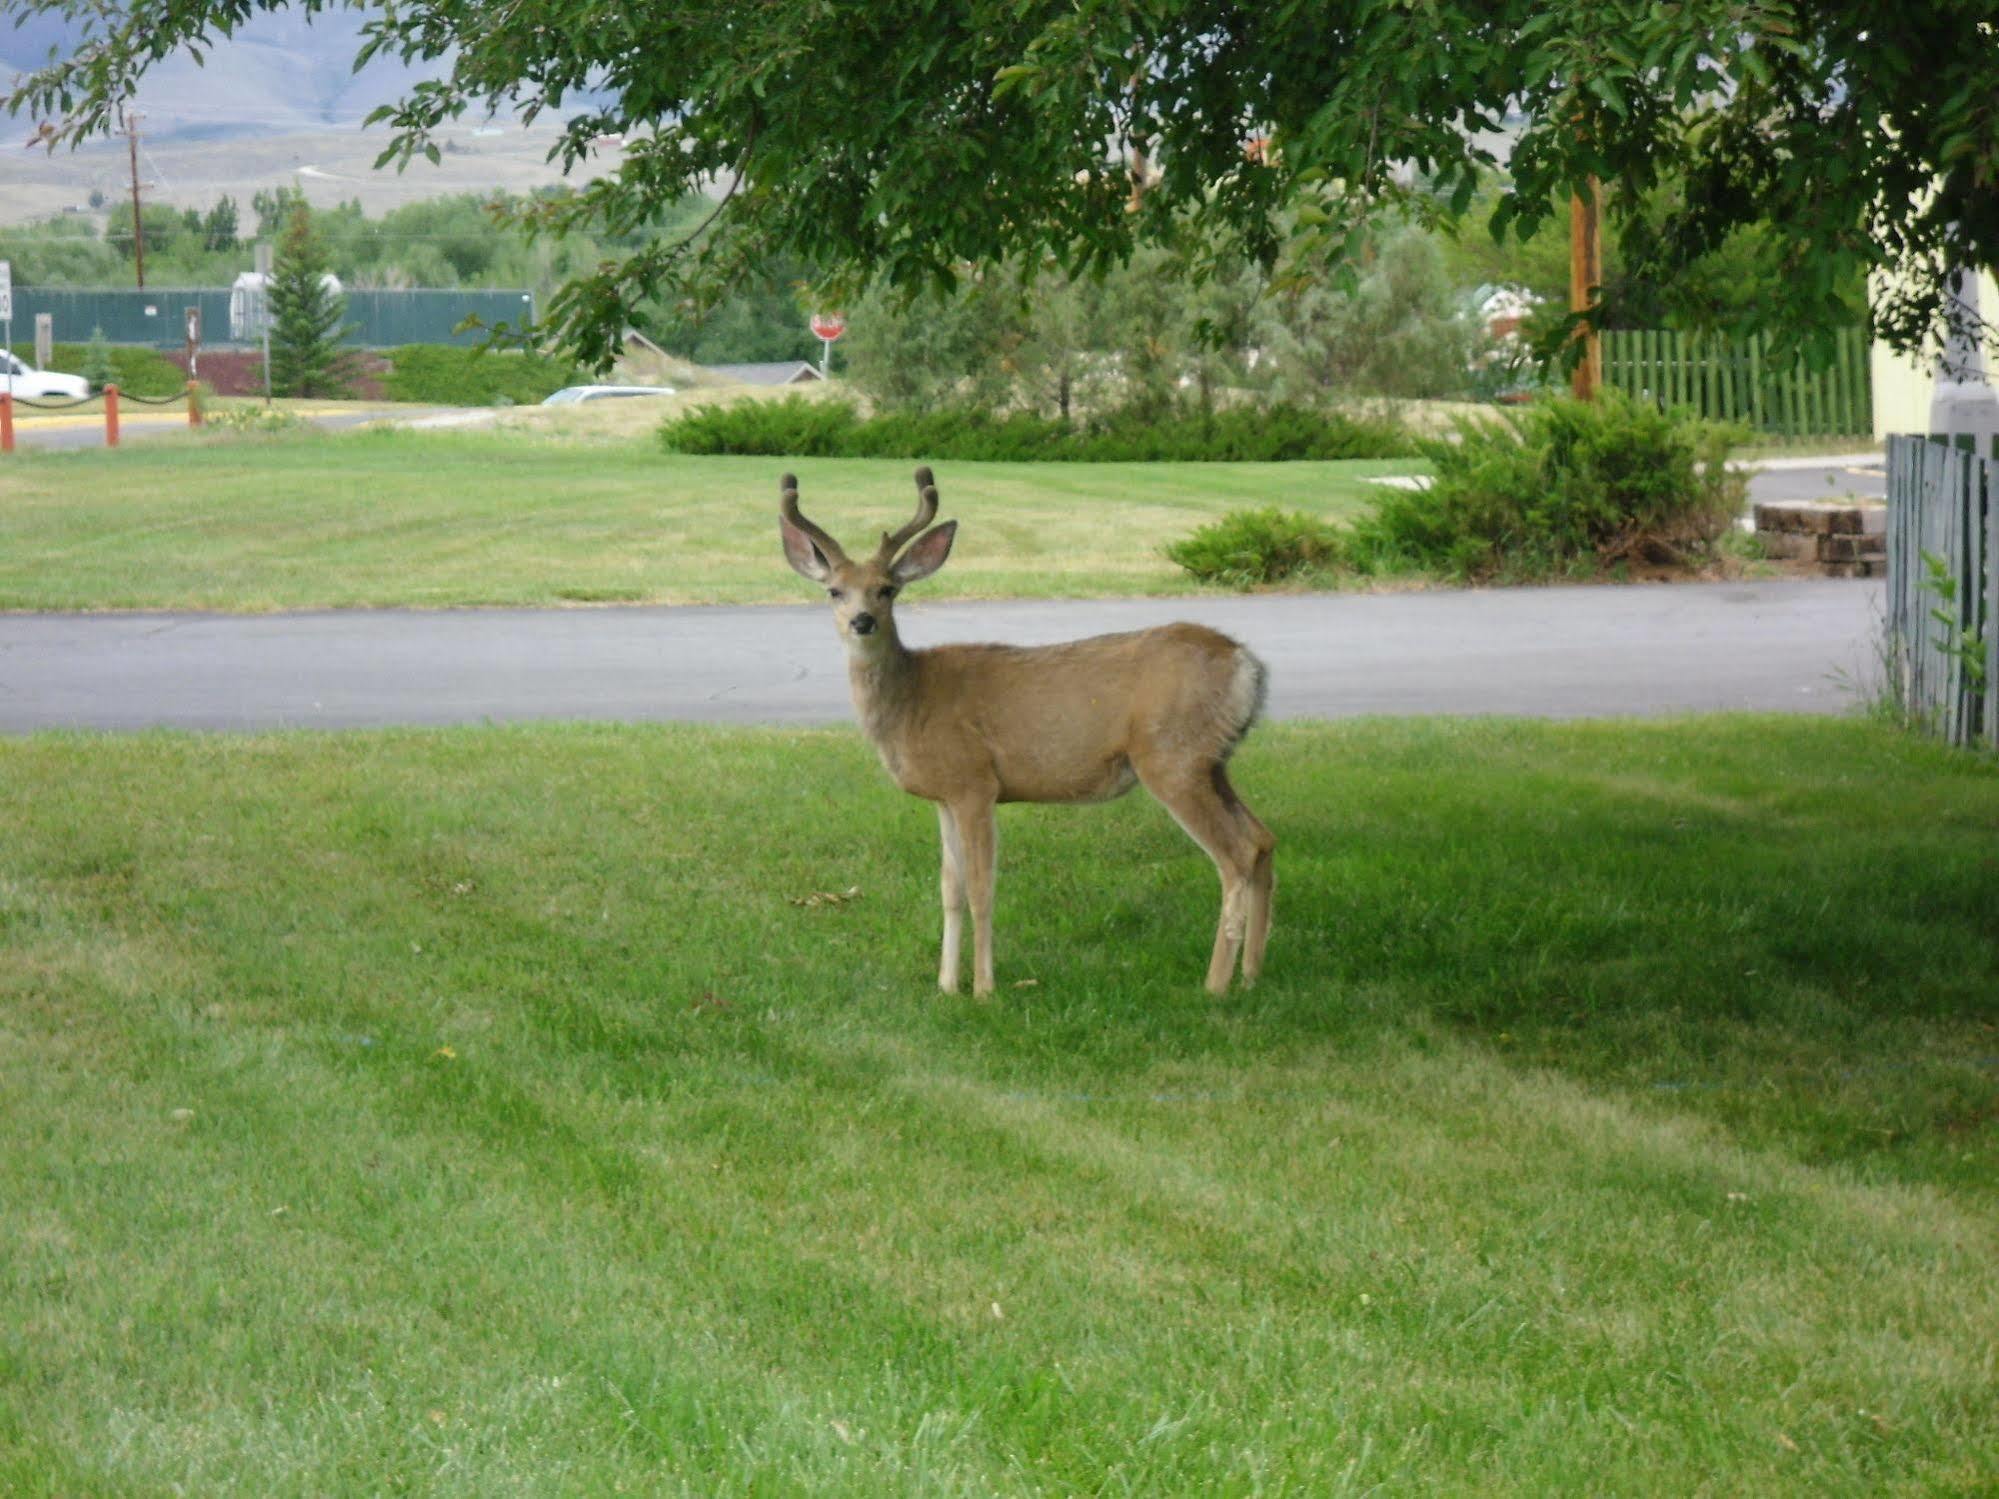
<box><xmin>3</xmin><ymin>714</ymin><xmax>1995</xmax><ymax>1202</ymax></box>
<box><xmin>830</xmin><ymin>716</ymin><xmax>1999</xmax><ymax>1195</ymax></box>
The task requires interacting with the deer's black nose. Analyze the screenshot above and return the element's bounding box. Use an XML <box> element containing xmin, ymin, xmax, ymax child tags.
<box><xmin>850</xmin><ymin>612</ymin><xmax>877</xmax><ymax>635</ymax></box>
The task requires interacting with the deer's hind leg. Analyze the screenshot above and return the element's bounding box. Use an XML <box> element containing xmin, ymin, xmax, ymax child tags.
<box><xmin>1227</xmin><ymin>776</ymin><xmax>1277</xmax><ymax>986</ymax></box>
<box><xmin>1136</xmin><ymin>757</ymin><xmax>1271</xmax><ymax>995</ymax></box>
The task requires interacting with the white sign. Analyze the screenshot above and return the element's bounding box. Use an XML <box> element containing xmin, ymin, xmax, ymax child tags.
<box><xmin>0</xmin><ymin>259</ymin><xmax>11</xmax><ymax>323</ymax></box>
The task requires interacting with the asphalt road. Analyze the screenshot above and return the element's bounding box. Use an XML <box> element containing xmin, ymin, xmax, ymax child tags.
<box><xmin>10</xmin><ymin>409</ymin><xmax>202</xmax><ymax>450</ymax></box>
<box><xmin>8</xmin><ymin>408</ymin><xmax>421</xmax><ymax>450</ymax></box>
<box><xmin>0</xmin><ymin>580</ymin><xmax>1881</xmax><ymax>733</ymax></box>
<box><xmin>1744</xmin><ymin>455</ymin><xmax>1886</xmax><ymax>503</ymax></box>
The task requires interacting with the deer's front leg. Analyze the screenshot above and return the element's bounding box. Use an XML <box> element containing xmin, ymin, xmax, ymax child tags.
<box><xmin>952</xmin><ymin>797</ymin><xmax>998</xmax><ymax>997</ymax></box>
<box><xmin>936</xmin><ymin>803</ymin><xmax>966</xmax><ymax>994</ymax></box>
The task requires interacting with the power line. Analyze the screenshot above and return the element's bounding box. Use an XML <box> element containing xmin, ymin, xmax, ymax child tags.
<box><xmin>138</xmin><ymin>138</ymin><xmax>177</xmax><ymax>197</ymax></box>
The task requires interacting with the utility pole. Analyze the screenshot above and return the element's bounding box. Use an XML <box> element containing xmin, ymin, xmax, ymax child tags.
<box><xmin>1568</xmin><ymin>176</ymin><xmax>1602</xmax><ymax>400</ymax></box>
<box><xmin>1930</xmin><ymin>266</ymin><xmax>1999</xmax><ymax>449</ymax></box>
<box><xmin>254</xmin><ymin>240</ymin><xmax>273</xmax><ymax>407</ymax></box>
<box><xmin>125</xmin><ymin>110</ymin><xmax>147</xmax><ymax>289</ymax></box>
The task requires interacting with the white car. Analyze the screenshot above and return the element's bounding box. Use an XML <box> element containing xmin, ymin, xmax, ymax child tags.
<box><xmin>540</xmin><ymin>384</ymin><xmax>677</xmax><ymax>405</ymax></box>
<box><xmin>1</xmin><ymin>352</ymin><xmax>90</xmax><ymax>401</ymax></box>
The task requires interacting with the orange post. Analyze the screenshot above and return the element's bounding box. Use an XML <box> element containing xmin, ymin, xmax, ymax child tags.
<box><xmin>104</xmin><ymin>383</ymin><xmax>120</xmax><ymax>447</ymax></box>
<box><xmin>187</xmin><ymin>379</ymin><xmax>202</xmax><ymax>428</ymax></box>
<box><xmin>1</xmin><ymin>391</ymin><xmax>13</xmax><ymax>454</ymax></box>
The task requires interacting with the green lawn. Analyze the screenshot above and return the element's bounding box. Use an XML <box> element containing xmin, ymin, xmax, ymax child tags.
<box><xmin>0</xmin><ymin>427</ymin><xmax>1406</xmax><ymax>611</ymax></box>
<box><xmin>3</xmin><ymin>715</ymin><xmax>1995</xmax><ymax>1494</ymax></box>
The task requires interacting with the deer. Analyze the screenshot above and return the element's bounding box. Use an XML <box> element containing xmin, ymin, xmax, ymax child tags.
<box><xmin>778</xmin><ymin>467</ymin><xmax>1275</xmax><ymax>997</ymax></box>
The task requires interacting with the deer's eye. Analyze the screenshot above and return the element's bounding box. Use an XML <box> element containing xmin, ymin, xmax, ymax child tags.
<box><xmin>878</xmin><ymin>585</ymin><xmax>897</xmax><ymax>600</ymax></box>
<box><xmin>827</xmin><ymin>588</ymin><xmax>845</xmax><ymax>600</ymax></box>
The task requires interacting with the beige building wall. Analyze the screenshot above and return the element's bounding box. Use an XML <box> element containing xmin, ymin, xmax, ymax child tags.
<box><xmin>1871</xmin><ymin>268</ymin><xmax>1999</xmax><ymax>440</ymax></box>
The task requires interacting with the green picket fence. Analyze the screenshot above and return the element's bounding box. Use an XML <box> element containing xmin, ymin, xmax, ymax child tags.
<box><xmin>1602</xmin><ymin>327</ymin><xmax>1872</xmax><ymax>439</ymax></box>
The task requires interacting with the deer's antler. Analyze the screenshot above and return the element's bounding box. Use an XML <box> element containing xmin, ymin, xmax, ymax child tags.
<box><xmin>779</xmin><ymin>473</ymin><xmax>849</xmax><ymax>566</ymax></box>
<box><xmin>878</xmin><ymin>466</ymin><xmax>940</xmax><ymax>561</ymax></box>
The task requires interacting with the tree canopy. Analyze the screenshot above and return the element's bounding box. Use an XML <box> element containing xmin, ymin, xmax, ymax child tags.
<box><xmin>7</xmin><ymin>1</ymin><xmax>1997</xmax><ymax>368</ymax></box>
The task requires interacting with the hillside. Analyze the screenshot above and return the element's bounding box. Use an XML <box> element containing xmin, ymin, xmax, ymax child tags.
<box><xmin>2</xmin><ymin>10</ymin><xmax>621</xmax><ymax>227</ymax></box>
<box><xmin>3</xmin><ymin>11</ymin><xmax>435</xmax><ymax>141</ymax></box>
<box><xmin>0</xmin><ymin>122</ymin><xmax>625</xmax><ymax>229</ymax></box>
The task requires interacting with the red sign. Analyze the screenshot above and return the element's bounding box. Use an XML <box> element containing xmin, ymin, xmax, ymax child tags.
<box><xmin>810</xmin><ymin>312</ymin><xmax>847</xmax><ymax>342</ymax></box>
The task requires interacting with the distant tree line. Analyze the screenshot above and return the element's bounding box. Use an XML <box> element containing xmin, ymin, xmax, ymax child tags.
<box><xmin>841</xmin><ymin>171</ymin><xmax>1872</xmax><ymax>416</ymax></box>
<box><xmin>0</xmin><ymin>165</ymin><xmax>1866</xmax><ymax>397</ymax></box>
<box><xmin>0</xmin><ymin>187</ymin><xmax>823</xmax><ymax>366</ymax></box>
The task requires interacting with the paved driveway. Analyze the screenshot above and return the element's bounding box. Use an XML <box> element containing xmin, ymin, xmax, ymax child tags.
<box><xmin>0</xmin><ymin>580</ymin><xmax>1880</xmax><ymax>733</ymax></box>
<box><xmin>7</xmin><ymin>407</ymin><xmax>424</xmax><ymax>450</ymax></box>
<box><xmin>1744</xmin><ymin>455</ymin><xmax>1886</xmax><ymax>504</ymax></box>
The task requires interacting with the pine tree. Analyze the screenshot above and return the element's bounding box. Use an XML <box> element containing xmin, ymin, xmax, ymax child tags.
<box><xmin>203</xmin><ymin>196</ymin><xmax>238</xmax><ymax>253</ymax></box>
<box><xmin>81</xmin><ymin>327</ymin><xmax>114</xmax><ymax>392</ymax></box>
<box><xmin>265</xmin><ymin>202</ymin><xmax>354</xmax><ymax>399</ymax></box>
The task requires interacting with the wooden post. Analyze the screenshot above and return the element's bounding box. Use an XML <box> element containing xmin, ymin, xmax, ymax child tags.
<box><xmin>0</xmin><ymin>391</ymin><xmax>13</xmax><ymax>454</ymax></box>
<box><xmin>1748</xmin><ymin>333</ymin><xmax>1765</xmax><ymax>431</ymax></box>
<box><xmin>126</xmin><ymin>113</ymin><xmax>146</xmax><ymax>290</ymax></box>
<box><xmin>1986</xmin><ymin>456</ymin><xmax>1998</xmax><ymax>747</ymax></box>
<box><xmin>104</xmin><ymin>383</ymin><xmax>120</xmax><ymax>448</ymax></box>
<box><xmin>1569</xmin><ymin>177</ymin><xmax>1602</xmax><ymax>401</ymax></box>
<box><xmin>186</xmin><ymin>380</ymin><xmax>202</xmax><ymax>428</ymax></box>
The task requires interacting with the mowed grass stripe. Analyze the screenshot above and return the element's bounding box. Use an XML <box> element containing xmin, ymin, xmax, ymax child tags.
<box><xmin>2</xmin><ymin>717</ymin><xmax>1996</xmax><ymax>1493</ymax></box>
<box><xmin>0</xmin><ymin>429</ymin><xmax>1406</xmax><ymax>612</ymax></box>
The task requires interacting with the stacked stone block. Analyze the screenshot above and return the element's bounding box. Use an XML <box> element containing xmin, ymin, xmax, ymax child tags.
<box><xmin>1752</xmin><ymin>500</ymin><xmax>1887</xmax><ymax>578</ymax></box>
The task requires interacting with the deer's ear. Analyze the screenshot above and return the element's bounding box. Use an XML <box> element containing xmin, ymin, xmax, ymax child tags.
<box><xmin>890</xmin><ymin>521</ymin><xmax>957</xmax><ymax>584</ymax></box>
<box><xmin>781</xmin><ymin>517</ymin><xmax>832</xmax><ymax>582</ymax></box>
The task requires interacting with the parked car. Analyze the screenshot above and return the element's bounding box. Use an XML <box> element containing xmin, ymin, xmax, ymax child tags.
<box><xmin>0</xmin><ymin>353</ymin><xmax>90</xmax><ymax>401</ymax></box>
<box><xmin>540</xmin><ymin>384</ymin><xmax>677</xmax><ymax>405</ymax></box>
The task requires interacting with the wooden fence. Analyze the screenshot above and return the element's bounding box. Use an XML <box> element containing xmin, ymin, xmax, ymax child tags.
<box><xmin>1885</xmin><ymin>434</ymin><xmax>1997</xmax><ymax>749</ymax></box>
<box><xmin>1602</xmin><ymin>327</ymin><xmax>1873</xmax><ymax>438</ymax></box>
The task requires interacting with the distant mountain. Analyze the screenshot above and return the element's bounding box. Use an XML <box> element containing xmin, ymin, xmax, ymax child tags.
<box><xmin>1</xmin><ymin>12</ymin><xmax>627</xmax><ymax>228</ymax></box>
<box><xmin>3</xmin><ymin>10</ymin><xmax>450</xmax><ymax>141</ymax></box>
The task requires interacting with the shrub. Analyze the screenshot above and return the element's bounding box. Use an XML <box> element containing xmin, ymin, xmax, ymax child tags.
<box><xmin>82</xmin><ymin>328</ymin><xmax>115</xmax><ymax>392</ymax></box>
<box><xmin>1341</xmin><ymin>392</ymin><xmax>1748</xmax><ymax>582</ymax></box>
<box><xmin>206</xmin><ymin>404</ymin><xmax>307</xmax><ymax>436</ymax></box>
<box><xmin>382</xmin><ymin>344</ymin><xmax>583</xmax><ymax>405</ymax></box>
<box><xmin>660</xmin><ymin>394</ymin><xmax>870</xmax><ymax>456</ymax></box>
<box><xmin>658</xmin><ymin>396</ymin><xmax>1416</xmax><ymax>462</ymax></box>
<box><xmin>1165</xmin><ymin>508</ymin><xmax>1344</xmax><ymax>587</ymax></box>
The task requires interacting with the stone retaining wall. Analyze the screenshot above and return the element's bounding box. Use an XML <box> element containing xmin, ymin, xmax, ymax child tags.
<box><xmin>1753</xmin><ymin>500</ymin><xmax>1887</xmax><ymax>577</ymax></box>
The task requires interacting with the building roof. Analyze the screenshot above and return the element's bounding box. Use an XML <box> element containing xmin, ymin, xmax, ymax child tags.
<box><xmin>704</xmin><ymin>361</ymin><xmax>824</xmax><ymax>386</ymax></box>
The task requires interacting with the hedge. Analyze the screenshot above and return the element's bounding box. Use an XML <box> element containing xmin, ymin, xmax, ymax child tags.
<box><xmin>380</xmin><ymin>344</ymin><xmax>584</xmax><ymax>406</ymax></box>
<box><xmin>659</xmin><ymin>396</ymin><xmax>1418</xmax><ymax>462</ymax></box>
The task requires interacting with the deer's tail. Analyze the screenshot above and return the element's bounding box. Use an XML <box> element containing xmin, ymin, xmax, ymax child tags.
<box><xmin>1219</xmin><ymin>645</ymin><xmax>1268</xmax><ymax>758</ymax></box>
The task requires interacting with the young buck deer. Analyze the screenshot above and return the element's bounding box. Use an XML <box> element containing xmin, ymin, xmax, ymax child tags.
<box><xmin>779</xmin><ymin>467</ymin><xmax>1275</xmax><ymax>996</ymax></box>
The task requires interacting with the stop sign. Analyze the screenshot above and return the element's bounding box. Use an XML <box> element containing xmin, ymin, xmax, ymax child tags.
<box><xmin>810</xmin><ymin>312</ymin><xmax>847</xmax><ymax>342</ymax></box>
